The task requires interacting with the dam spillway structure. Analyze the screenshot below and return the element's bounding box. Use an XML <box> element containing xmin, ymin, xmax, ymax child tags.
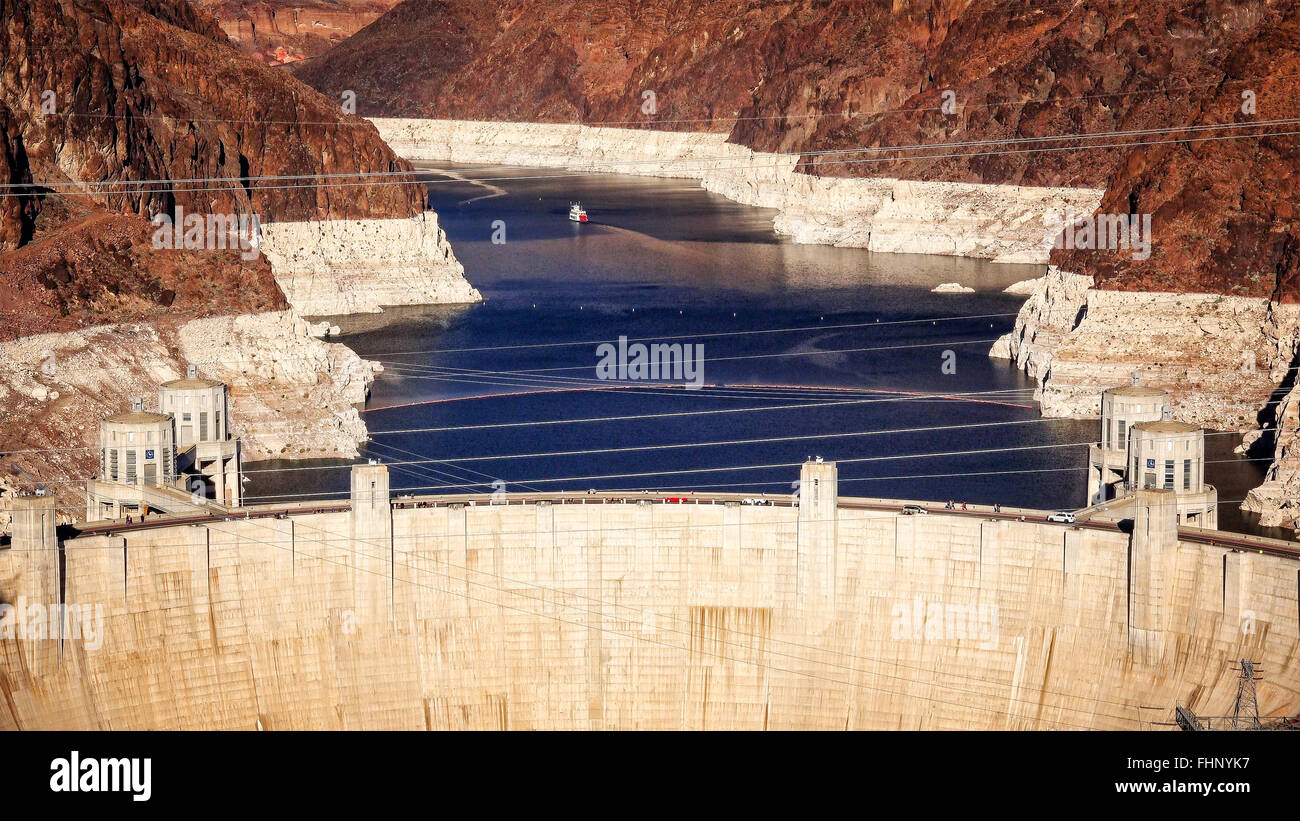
<box><xmin>3</xmin><ymin>458</ymin><xmax>1299</xmax><ymax>730</ymax></box>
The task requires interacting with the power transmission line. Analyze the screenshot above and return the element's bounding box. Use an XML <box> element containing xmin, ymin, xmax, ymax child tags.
<box><xmin>7</xmin><ymin>117</ymin><xmax>1295</xmax><ymax>192</ymax></box>
<box><xmin>3</xmin><ymin>121</ymin><xmax>1296</xmax><ymax>200</ymax></box>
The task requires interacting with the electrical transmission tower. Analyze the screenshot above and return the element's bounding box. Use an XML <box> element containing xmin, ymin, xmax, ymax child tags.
<box><xmin>1172</xmin><ymin>658</ymin><xmax>1299</xmax><ymax>730</ymax></box>
<box><xmin>1230</xmin><ymin>659</ymin><xmax>1263</xmax><ymax>730</ymax></box>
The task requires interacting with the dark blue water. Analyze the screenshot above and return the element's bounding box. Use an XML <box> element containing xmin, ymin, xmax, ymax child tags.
<box><xmin>244</xmin><ymin>164</ymin><xmax>1273</xmax><ymax>535</ymax></box>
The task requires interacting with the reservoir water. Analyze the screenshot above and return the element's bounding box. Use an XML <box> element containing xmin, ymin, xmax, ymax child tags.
<box><xmin>246</xmin><ymin>164</ymin><xmax>1276</xmax><ymax>536</ymax></box>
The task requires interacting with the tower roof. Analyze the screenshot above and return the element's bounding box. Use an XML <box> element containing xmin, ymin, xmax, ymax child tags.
<box><xmin>160</xmin><ymin>376</ymin><xmax>223</xmax><ymax>390</ymax></box>
<box><xmin>104</xmin><ymin>410</ymin><xmax>171</xmax><ymax>425</ymax></box>
<box><xmin>1105</xmin><ymin>385</ymin><xmax>1168</xmax><ymax>398</ymax></box>
<box><xmin>1132</xmin><ymin>420</ymin><xmax>1199</xmax><ymax>434</ymax></box>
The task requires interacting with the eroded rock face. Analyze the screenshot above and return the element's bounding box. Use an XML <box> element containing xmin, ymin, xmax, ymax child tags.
<box><xmin>993</xmin><ymin>268</ymin><xmax>1300</xmax><ymax>425</ymax></box>
<box><xmin>260</xmin><ymin>212</ymin><xmax>481</xmax><ymax>314</ymax></box>
<box><xmin>0</xmin><ymin>0</ymin><xmax>443</xmax><ymax>327</ymax></box>
<box><xmin>1049</xmin><ymin>6</ymin><xmax>1300</xmax><ymax>301</ymax></box>
<box><xmin>989</xmin><ymin>267</ymin><xmax>1096</xmax><ymax>379</ymax></box>
<box><xmin>193</xmin><ymin>0</ymin><xmax>400</xmax><ymax>63</ymax></box>
<box><xmin>299</xmin><ymin>0</ymin><xmax>1299</xmax><ymax>301</ymax></box>
<box><xmin>0</xmin><ymin>311</ymin><xmax>379</xmax><ymax>528</ymax></box>
<box><xmin>1244</xmin><ymin>382</ymin><xmax>1300</xmax><ymax>528</ymax></box>
<box><xmin>0</xmin><ymin>210</ymin><xmax>287</xmax><ymax>342</ymax></box>
<box><xmin>0</xmin><ymin>102</ymin><xmax>37</xmax><ymax>250</ymax></box>
<box><xmin>0</xmin><ymin>0</ymin><xmax>423</xmax><ymax>245</ymax></box>
<box><xmin>375</xmin><ymin>118</ymin><xmax>1104</xmax><ymax>263</ymax></box>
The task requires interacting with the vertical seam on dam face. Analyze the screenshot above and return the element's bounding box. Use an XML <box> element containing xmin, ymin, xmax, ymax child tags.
<box><xmin>389</xmin><ymin>503</ymin><xmax>395</xmax><ymax>622</ymax></box>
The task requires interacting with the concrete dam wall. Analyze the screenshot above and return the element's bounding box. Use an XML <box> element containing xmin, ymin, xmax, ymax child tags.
<box><xmin>2</xmin><ymin>462</ymin><xmax>1297</xmax><ymax>730</ymax></box>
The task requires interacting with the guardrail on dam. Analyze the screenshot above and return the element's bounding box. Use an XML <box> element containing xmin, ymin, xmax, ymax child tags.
<box><xmin>2</xmin><ymin>460</ymin><xmax>1297</xmax><ymax>730</ymax></box>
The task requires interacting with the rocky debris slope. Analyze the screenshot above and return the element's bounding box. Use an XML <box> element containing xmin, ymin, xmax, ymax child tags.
<box><xmin>193</xmin><ymin>0</ymin><xmax>400</xmax><ymax>63</ymax></box>
<box><xmin>378</xmin><ymin>118</ymin><xmax>1102</xmax><ymax>262</ymax></box>
<box><xmin>1243</xmin><ymin>383</ymin><xmax>1300</xmax><ymax>527</ymax></box>
<box><xmin>0</xmin><ymin>310</ymin><xmax>379</xmax><ymax>530</ymax></box>
<box><xmin>0</xmin><ymin>209</ymin><xmax>287</xmax><ymax>342</ymax></box>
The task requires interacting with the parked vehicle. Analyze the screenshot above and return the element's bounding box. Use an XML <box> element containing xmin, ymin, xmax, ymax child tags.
<box><xmin>1046</xmin><ymin>511</ymin><xmax>1076</xmax><ymax>523</ymax></box>
<box><xmin>901</xmin><ymin>504</ymin><xmax>928</xmax><ymax>515</ymax></box>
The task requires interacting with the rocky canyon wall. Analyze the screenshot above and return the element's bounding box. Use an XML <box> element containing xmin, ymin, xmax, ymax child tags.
<box><xmin>260</xmin><ymin>212</ymin><xmax>481</xmax><ymax>315</ymax></box>
<box><xmin>375</xmin><ymin>118</ymin><xmax>1104</xmax><ymax>264</ymax></box>
<box><xmin>992</xmin><ymin>267</ymin><xmax>1300</xmax><ymax>528</ymax></box>
<box><xmin>1243</xmin><ymin>383</ymin><xmax>1300</xmax><ymax>528</ymax></box>
<box><xmin>0</xmin><ymin>311</ymin><xmax>378</xmax><ymax>530</ymax></box>
<box><xmin>0</xmin><ymin>0</ymin><xmax>479</xmax><ymax>324</ymax></box>
<box><xmin>194</xmin><ymin>1</ymin><xmax>400</xmax><ymax>63</ymax></box>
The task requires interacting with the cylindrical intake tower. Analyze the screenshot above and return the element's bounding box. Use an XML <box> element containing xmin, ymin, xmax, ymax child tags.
<box><xmin>1127</xmin><ymin>420</ymin><xmax>1216</xmax><ymax>527</ymax></box>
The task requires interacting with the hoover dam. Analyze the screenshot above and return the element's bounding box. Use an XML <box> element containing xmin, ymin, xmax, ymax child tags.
<box><xmin>3</xmin><ymin>459</ymin><xmax>1297</xmax><ymax>731</ymax></box>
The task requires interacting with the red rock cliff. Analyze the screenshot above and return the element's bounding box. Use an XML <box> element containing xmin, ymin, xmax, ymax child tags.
<box><xmin>192</xmin><ymin>0</ymin><xmax>400</xmax><ymax>63</ymax></box>
<box><xmin>0</xmin><ymin>0</ymin><xmax>428</xmax><ymax>338</ymax></box>
<box><xmin>294</xmin><ymin>0</ymin><xmax>1300</xmax><ymax>300</ymax></box>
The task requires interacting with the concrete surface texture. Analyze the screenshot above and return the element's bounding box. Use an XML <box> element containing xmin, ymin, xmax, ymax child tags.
<box><xmin>2</xmin><ymin>464</ymin><xmax>1296</xmax><ymax>730</ymax></box>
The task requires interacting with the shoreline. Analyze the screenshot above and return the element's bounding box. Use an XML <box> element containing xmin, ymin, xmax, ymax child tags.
<box><xmin>992</xmin><ymin>267</ymin><xmax>1300</xmax><ymax>532</ymax></box>
<box><xmin>371</xmin><ymin>117</ymin><xmax>1105</xmax><ymax>265</ymax></box>
<box><xmin>260</xmin><ymin>212</ymin><xmax>482</xmax><ymax>316</ymax></box>
<box><xmin>0</xmin><ymin>310</ymin><xmax>380</xmax><ymax>530</ymax></box>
